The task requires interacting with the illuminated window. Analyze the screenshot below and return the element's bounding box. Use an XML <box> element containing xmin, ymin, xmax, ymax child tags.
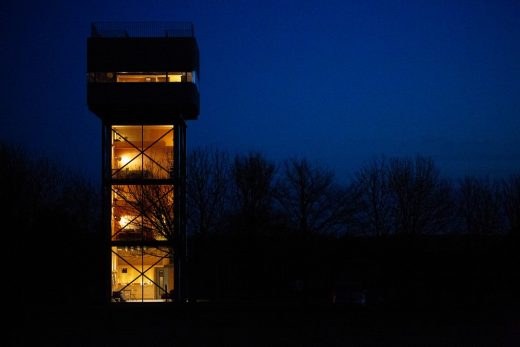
<box><xmin>111</xmin><ymin>246</ymin><xmax>174</xmax><ymax>302</ymax></box>
<box><xmin>111</xmin><ymin>184</ymin><xmax>173</xmax><ymax>242</ymax></box>
<box><xmin>88</xmin><ymin>72</ymin><xmax>196</xmax><ymax>84</ymax></box>
<box><xmin>110</xmin><ymin>124</ymin><xmax>176</xmax><ymax>302</ymax></box>
<box><xmin>112</xmin><ymin>125</ymin><xmax>174</xmax><ymax>179</ymax></box>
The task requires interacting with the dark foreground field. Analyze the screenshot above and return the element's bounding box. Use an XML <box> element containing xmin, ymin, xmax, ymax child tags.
<box><xmin>10</xmin><ymin>302</ymin><xmax>520</xmax><ymax>346</ymax></box>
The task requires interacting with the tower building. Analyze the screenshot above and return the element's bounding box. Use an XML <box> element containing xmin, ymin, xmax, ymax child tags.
<box><xmin>87</xmin><ymin>22</ymin><xmax>199</xmax><ymax>302</ymax></box>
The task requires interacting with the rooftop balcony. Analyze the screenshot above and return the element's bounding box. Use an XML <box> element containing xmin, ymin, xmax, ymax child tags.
<box><xmin>91</xmin><ymin>21</ymin><xmax>194</xmax><ymax>38</ymax></box>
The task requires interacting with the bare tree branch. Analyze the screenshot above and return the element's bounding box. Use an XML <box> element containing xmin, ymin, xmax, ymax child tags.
<box><xmin>187</xmin><ymin>147</ymin><xmax>231</xmax><ymax>235</ymax></box>
<box><xmin>275</xmin><ymin>158</ymin><xmax>348</xmax><ymax>234</ymax></box>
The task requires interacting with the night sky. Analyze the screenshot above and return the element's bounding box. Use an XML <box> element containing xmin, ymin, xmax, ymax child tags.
<box><xmin>1</xmin><ymin>0</ymin><xmax>519</xmax><ymax>183</ymax></box>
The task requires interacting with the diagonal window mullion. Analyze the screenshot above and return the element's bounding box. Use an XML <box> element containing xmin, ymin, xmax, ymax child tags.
<box><xmin>112</xmin><ymin>186</ymin><xmax>144</xmax><ymax>212</ymax></box>
<box><xmin>113</xmin><ymin>250</ymin><xmax>145</xmax><ymax>285</ymax></box>
<box><xmin>111</xmin><ymin>127</ymin><xmax>145</xmax><ymax>177</ymax></box>
<box><xmin>112</xmin><ymin>128</ymin><xmax>142</xmax><ymax>153</ymax></box>
<box><xmin>111</xmin><ymin>186</ymin><xmax>145</xmax><ymax>239</ymax></box>
<box><xmin>140</xmin><ymin>186</ymin><xmax>174</xmax><ymax>240</ymax></box>
<box><xmin>117</xmin><ymin>275</ymin><xmax>141</xmax><ymax>293</ymax></box>
<box><xmin>142</xmin><ymin>151</ymin><xmax>171</xmax><ymax>175</ymax></box>
<box><xmin>142</xmin><ymin>128</ymin><xmax>173</xmax><ymax>153</ymax></box>
<box><xmin>140</xmin><ymin>186</ymin><xmax>174</xmax><ymax>215</ymax></box>
<box><xmin>141</xmin><ymin>128</ymin><xmax>173</xmax><ymax>175</ymax></box>
<box><xmin>113</xmin><ymin>152</ymin><xmax>142</xmax><ymax>177</ymax></box>
<box><xmin>112</xmin><ymin>214</ymin><xmax>141</xmax><ymax>239</ymax></box>
<box><xmin>112</xmin><ymin>128</ymin><xmax>143</xmax><ymax>176</ymax></box>
<box><xmin>141</xmin><ymin>250</ymin><xmax>172</xmax><ymax>294</ymax></box>
<box><xmin>140</xmin><ymin>186</ymin><xmax>174</xmax><ymax>216</ymax></box>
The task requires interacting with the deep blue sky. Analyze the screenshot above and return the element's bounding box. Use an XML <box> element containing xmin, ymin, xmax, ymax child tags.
<box><xmin>1</xmin><ymin>0</ymin><xmax>519</xmax><ymax>183</ymax></box>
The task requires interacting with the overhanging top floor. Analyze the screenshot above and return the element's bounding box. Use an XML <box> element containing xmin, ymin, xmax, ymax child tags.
<box><xmin>87</xmin><ymin>22</ymin><xmax>200</xmax><ymax>121</ymax></box>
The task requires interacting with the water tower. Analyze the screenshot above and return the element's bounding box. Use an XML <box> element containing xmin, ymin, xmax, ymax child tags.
<box><xmin>87</xmin><ymin>22</ymin><xmax>199</xmax><ymax>303</ymax></box>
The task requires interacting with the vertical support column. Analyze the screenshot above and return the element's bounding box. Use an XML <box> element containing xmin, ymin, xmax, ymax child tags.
<box><xmin>174</xmin><ymin>120</ymin><xmax>187</xmax><ymax>302</ymax></box>
<box><xmin>180</xmin><ymin>122</ymin><xmax>187</xmax><ymax>301</ymax></box>
<box><xmin>102</xmin><ymin>121</ymin><xmax>113</xmax><ymax>303</ymax></box>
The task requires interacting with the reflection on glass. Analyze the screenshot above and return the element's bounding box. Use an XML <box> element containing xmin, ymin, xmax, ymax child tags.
<box><xmin>112</xmin><ymin>185</ymin><xmax>174</xmax><ymax>241</ymax></box>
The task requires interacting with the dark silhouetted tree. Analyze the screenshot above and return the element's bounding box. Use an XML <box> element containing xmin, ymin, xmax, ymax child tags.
<box><xmin>115</xmin><ymin>167</ymin><xmax>175</xmax><ymax>241</ymax></box>
<box><xmin>0</xmin><ymin>141</ymin><xmax>101</xmax><ymax>307</ymax></box>
<box><xmin>187</xmin><ymin>147</ymin><xmax>231</xmax><ymax>236</ymax></box>
<box><xmin>501</xmin><ymin>174</ymin><xmax>520</xmax><ymax>235</ymax></box>
<box><xmin>231</xmin><ymin>152</ymin><xmax>276</xmax><ymax>227</ymax></box>
<box><xmin>458</xmin><ymin>176</ymin><xmax>503</xmax><ymax>235</ymax></box>
<box><xmin>59</xmin><ymin>173</ymin><xmax>100</xmax><ymax>234</ymax></box>
<box><xmin>387</xmin><ymin>156</ymin><xmax>453</xmax><ymax>235</ymax></box>
<box><xmin>352</xmin><ymin>157</ymin><xmax>392</xmax><ymax>236</ymax></box>
<box><xmin>275</xmin><ymin>158</ymin><xmax>350</xmax><ymax>234</ymax></box>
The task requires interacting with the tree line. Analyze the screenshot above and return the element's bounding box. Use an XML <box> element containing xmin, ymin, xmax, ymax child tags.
<box><xmin>2</xmin><ymin>141</ymin><xmax>519</xmax><ymax>307</ymax></box>
<box><xmin>3</xmin><ymin>141</ymin><xmax>517</xmax><ymax>241</ymax></box>
<box><xmin>185</xmin><ymin>148</ymin><xmax>520</xmax><ymax>305</ymax></box>
<box><xmin>1</xmin><ymin>142</ymin><xmax>102</xmax><ymax>311</ymax></box>
<box><xmin>187</xmin><ymin>148</ymin><xmax>520</xmax><ymax>238</ymax></box>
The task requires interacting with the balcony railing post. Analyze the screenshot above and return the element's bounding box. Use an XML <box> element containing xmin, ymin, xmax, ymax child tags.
<box><xmin>91</xmin><ymin>22</ymin><xmax>194</xmax><ymax>38</ymax></box>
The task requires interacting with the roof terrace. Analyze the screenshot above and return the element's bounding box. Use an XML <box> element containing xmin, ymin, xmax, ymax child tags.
<box><xmin>91</xmin><ymin>21</ymin><xmax>194</xmax><ymax>38</ymax></box>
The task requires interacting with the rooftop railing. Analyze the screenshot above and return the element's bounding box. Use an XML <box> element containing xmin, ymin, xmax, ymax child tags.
<box><xmin>91</xmin><ymin>22</ymin><xmax>194</xmax><ymax>38</ymax></box>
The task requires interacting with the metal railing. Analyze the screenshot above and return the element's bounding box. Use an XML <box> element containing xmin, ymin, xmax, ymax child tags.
<box><xmin>91</xmin><ymin>22</ymin><xmax>194</xmax><ymax>38</ymax></box>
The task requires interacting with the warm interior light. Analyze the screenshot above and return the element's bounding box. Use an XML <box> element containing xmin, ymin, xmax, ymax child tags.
<box><xmin>168</xmin><ymin>74</ymin><xmax>182</xmax><ymax>82</ymax></box>
<box><xmin>114</xmin><ymin>72</ymin><xmax>192</xmax><ymax>83</ymax></box>
<box><xmin>120</xmin><ymin>155</ymin><xmax>132</xmax><ymax>167</ymax></box>
<box><xmin>119</xmin><ymin>215</ymin><xmax>133</xmax><ymax>228</ymax></box>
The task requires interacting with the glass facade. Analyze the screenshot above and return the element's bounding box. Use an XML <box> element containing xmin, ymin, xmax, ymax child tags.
<box><xmin>110</xmin><ymin>125</ymin><xmax>176</xmax><ymax>302</ymax></box>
